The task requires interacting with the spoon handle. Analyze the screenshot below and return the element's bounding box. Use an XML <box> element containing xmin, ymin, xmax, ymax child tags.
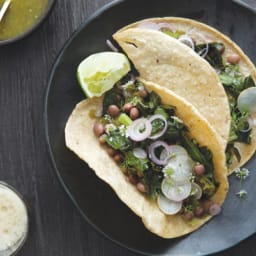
<box><xmin>233</xmin><ymin>0</ymin><xmax>256</xmax><ymax>13</ymax></box>
<box><xmin>0</xmin><ymin>0</ymin><xmax>11</xmax><ymax>22</ymax></box>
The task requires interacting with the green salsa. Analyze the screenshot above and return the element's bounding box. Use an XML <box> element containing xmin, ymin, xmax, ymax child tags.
<box><xmin>0</xmin><ymin>0</ymin><xmax>49</xmax><ymax>41</ymax></box>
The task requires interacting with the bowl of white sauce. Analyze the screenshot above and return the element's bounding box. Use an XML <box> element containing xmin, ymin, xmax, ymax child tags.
<box><xmin>0</xmin><ymin>182</ymin><xmax>28</xmax><ymax>255</ymax></box>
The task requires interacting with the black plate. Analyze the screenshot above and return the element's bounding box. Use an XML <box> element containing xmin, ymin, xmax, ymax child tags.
<box><xmin>44</xmin><ymin>0</ymin><xmax>256</xmax><ymax>255</ymax></box>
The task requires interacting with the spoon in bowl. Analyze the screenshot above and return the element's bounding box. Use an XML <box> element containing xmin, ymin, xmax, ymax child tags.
<box><xmin>0</xmin><ymin>0</ymin><xmax>11</xmax><ymax>23</ymax></box>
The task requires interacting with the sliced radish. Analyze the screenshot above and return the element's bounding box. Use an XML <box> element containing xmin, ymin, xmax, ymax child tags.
<box><xmin>168</xmin><ymin>145</ymin><xmax>188</xmax><ymax>157</ymax></box>
<box><xmin>237</xmin><ymin>87</ymin><xmax>256</xmax><ymax>114</ymax></box>
<box><xmin>162</xmin><ymin>154</ymin><xmax>194</xmax><ymax>182</ymax></box>
<box><xmin>190</xmin><ymin>183</ymin><xmax>202</xmax><ymax>200</ymax></box>
<box><xmin>161</xmin><ymin>178</ymin><xmax>192</xmax><ymax>202</ymax></box>
<box><xmin>133</xmin><ymin>147</ymin><xmax>147</xmax><ymax>159</ymax></box>
<box><xmin>157</xmin><ymin>194</ymin><xmax>182</xmax><ymax>215</ymax></box>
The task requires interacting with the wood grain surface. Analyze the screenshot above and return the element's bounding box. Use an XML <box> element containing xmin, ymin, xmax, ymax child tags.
<box><xmin>0</xmin><ymin>0</ymin><xmax>255</xmax><ymax>255</ymax></box>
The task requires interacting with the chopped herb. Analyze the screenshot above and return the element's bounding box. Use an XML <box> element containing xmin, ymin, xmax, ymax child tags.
<box><xmin>122</xmin><ymin>151</ymin><xmax>149</xmax><ymax>176</ymax></box>
<box><xmin>195</xmin><ymin>175</ymin><xmax>216</xmax><ymax>198</ymax></box>
<box><xmin>234</xmin><ymin>167</ymin><xmax>250</xmax><ymax>199</ymax></box>
<box><xmin>234</xmin><ymin>167</ymin><xmax>250</xmax><ymax>181</ymax></box>
<box><xmin>105</xmin><ymin>127</ymin><xmax>132</xmax><ymax>151</ymax></box>
<box><xmin>236</xmin><ymin>189</ymin><xmax>247</xmax><ymax>199</ymax></box>
<box><xmin>102</xmin><ymin>87</ymin><xmax>122</xmax><ymax>114</ymax></box>
<box><xmin>143</xmin><ymin>168</ymin><xmax>163</xmax><ymax>199</ymax></box>
<box><xmin>180</xmin><ymin>134</ymin><xmax>215</xmax><ymax>182</ymax></box>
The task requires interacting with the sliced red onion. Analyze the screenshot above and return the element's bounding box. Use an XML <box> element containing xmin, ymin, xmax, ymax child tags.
<box><xmin>148</xmin><ymin>141</ymin><xmax>170</xmax><ymax>165</ymax></box>
<box><xmin>157</xmin><ymin>194</ymin><xmax>182</xmax><ymax>215</ymax></box>
<box><xmin>106</xmin><ymin>39</ymin><xmax>119</xmax><ymax>52</ymax></box>
<box><xmin>239</xmin><ymin>116</ymin><xmax>254</xmax><ymax>133</ymax></box>
<box><xmin>161</xmin><ymin>178</ymin><xmax>191</xmax><ymax>202</ymax></box>
<box><xmin>196</xmin><ymin>34</ymin><xmax>209</xmax><ymax>58</ymax></box>
<box><xmin>126</xmin><ymin>118</ymin><xmax>152</xmax><ymax>142</ymax></box>
<box><xmin>178</xmin><ymin>35</ymin><xmax>195</xmax><ymax>51</ymax></box>
<box><xmin>199</xmin><ymin>43</ymin><xmax>209</xmax><ymax>58</ymax></box>
<box><xmin>209</xmin><ymin>203</ymin><xmax>221</xmax><ymax>216</ymax></box>
<box><xmin>190</xmin><ymin>183</ymin><xmax>202</xmax><ymax>200</ymax></box>
<box><xmin>149</xmin><ymin>114</ymin><xmax>168</xmax><ymax>139</ymax></box>
<box><xmin>133</xmin><ymin>147</ymin><xmax>147</xmax><ymax>159</ymax></box>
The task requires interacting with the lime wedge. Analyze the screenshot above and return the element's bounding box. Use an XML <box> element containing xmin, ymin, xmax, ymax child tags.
<box><xmin>77</xmin><ymin>52</ymin><xmax>131</xmax><ymax>97</ymax></box>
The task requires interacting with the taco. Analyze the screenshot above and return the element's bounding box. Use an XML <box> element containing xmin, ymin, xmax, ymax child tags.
<box><xmin>65</xmin><ymin>77</ymin><xmax>228</xmax><ymax>238</ymax></box>
<box><xmin>113</xmin><ymin>18</ymin><xmax>256</xmax><ymax>173</ymax></box>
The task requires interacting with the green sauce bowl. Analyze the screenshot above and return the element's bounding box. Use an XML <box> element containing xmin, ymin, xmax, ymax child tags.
<box><xmin>0</xmin><ymin>0</ymin><xmax>56</xmax><ymax>45</ymax></box>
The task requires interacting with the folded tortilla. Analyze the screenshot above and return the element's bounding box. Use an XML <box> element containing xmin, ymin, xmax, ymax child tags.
<box><xmin>65</xmin><ymin>80</ymin><xmax>228</xmax><ymax>238</ymax></box>
<box><xmin>113</xmin><ymin>28</ymin><xmax>230</xmax><ymax>150</ymax></box>
<box><xmin>113</xmin><ymin>18</ymin><xmax>256</xmax><ymax>173</ymax></box>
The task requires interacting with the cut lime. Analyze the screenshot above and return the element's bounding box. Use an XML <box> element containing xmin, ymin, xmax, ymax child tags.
<box><xmin>77</xmin><ymin>52</ymin><xmax>131</xmax><ymax>97</ymax></box>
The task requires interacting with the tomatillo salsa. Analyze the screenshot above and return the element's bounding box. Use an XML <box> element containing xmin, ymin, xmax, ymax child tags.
<box><xmin>0</xmin><ymin>0</ymin><xmax>49</xmax><ymax>41</ymax></box>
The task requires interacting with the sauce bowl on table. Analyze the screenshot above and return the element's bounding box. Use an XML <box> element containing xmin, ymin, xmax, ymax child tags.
<box><xmin>0</xmin><ymin>0</ymin><xmax>55</xmax><ymax>46</ymax></box>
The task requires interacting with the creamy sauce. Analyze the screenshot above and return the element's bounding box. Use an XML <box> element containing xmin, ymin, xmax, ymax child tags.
<box><xmin>0</xmin><ymin>0</ymin><xmax>49</xmax><ymax>40</ymax></box>
<box><xmin>0</xmin><ymin>183</ymin><xmax>28</xmax><ymax>252</ymax></box>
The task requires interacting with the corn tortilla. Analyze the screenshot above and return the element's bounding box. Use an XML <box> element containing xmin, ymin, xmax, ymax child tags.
<box><xmin>65</xmin><ymin>80</ymin><xmax>228</xmax><ymax>238</ymax></box>
<box><xmin>113</xmin><ymin>17</ymin><xmax>256</xmax><ymax>174</ymax></box>
<box><xmin>113</xmin><ymin>28</ymin><xmax>230</xmax><ymax>151</ymax></box>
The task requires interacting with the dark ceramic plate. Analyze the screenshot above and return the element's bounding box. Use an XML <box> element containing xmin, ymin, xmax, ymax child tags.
<box><xmin>0</xmin><ymin>0</ymin><xmax>56</xmax><ymax>46</ymax></box>
<box><xmin>44</xmin><ymin>0</ymin><xmax>256</xmax><ymax>255</ymax></box>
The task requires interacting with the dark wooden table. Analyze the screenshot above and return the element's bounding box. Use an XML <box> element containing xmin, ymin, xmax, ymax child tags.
<box><xmin>0</xmin><ymin>0</ymin><xmax>256</xmax><ymax>255</ymax></box>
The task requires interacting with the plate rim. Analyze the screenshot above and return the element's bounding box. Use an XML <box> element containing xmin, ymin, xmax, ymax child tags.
<box><xmin>43</xmin><ymin>0</ymin><xmax>256</xmax><ymax>255</ymax></box>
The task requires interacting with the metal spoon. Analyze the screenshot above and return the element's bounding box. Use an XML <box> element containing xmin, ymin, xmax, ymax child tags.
<box><xmin>0</xmin><ymin>0</ymin><xmax>11</xmax><ymax>23</ymax></box>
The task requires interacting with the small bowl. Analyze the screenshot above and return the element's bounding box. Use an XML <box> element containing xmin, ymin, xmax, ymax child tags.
<box><xmin>0</xmin><ymin>181</ymin><xmax>29</xmax><ymax>256</ymax></box>
<box><xmin>0</xmin><ymin>0</ymin><xmax>56</xmax><ymax>46</ymax></box>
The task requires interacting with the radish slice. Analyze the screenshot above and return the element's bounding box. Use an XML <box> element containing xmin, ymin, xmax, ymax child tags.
<box><xmin>237</xmin><ymin>87</ymin><xmax>256</xmax><ymax>114</ymax></box>
<box><xmin>157</xmin><ymin>194</ymin><xmax>182</xmax><ymax>215</ymax></box>
<box><xmin>126</xmin><ymin>118</ymin><xmax>152</xmax><ymax>141</ymax></box>
<box><xmin>168</xmin><ymin>145</ymin><xmax>188</xmax><ymax>157</ymax></box>
<box><xmin>190</xmin><ymin>183</ymin><xmax>202</xmax><ymax>199</ymax></box>
<box><xmin>133</xmin><ymin>147</ymin><xmax>147</xmax><ymax>159</ymax></box>
<box><xmin>106</xmin><ymin>39</ymin><xmax>119</xmax><ymax>52</ymax></box>
<box><xmin>160</xmin><ymin>145</ymin><xmax>188</xmax><ymax>164</ymax></box>
<box><xmin>162</xmin><ymin>154</ymin><xmax>194</xmax><ymax>182</ymax></box>
<box><xmin>161</xmin><ymin>178</ymin><xmax>192</xmax><ymax>202</ymax></box>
